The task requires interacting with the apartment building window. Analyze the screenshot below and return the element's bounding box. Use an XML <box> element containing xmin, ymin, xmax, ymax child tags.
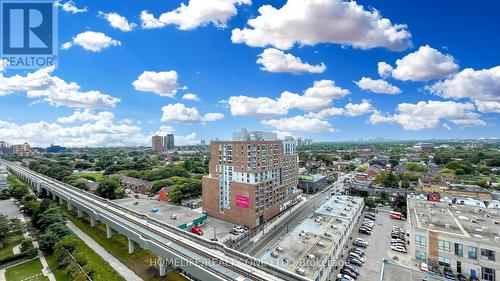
<box><xmin>482</xmin><ymin>267</ymin><xmax>495</xmax><ymax>281</ymax></box>
<box><xmin>455</xmin><ymin>243</ymin><xmax>463</xmax><ymax>257</ymax></box>
<box><xmin>438</xmin><ymin>257</ymin><xmax>451</xmax><ymax>266</ymax></box>
<box><xmin>480</xmin><ymin>249</ymin><xmax>495</xmax><ymax>261</ymax></box>
<box><xmin>415</xmin><ymin>251</ymin><xmax>427</xmax><ymax>262</ymax></box>
<box><xmin>415</xmin><ymin>235</ymin><xmax>426</xmax><ymax>246</ymax></box>
<box><xmin>438</xmin><ymin>240</ymin><xmax>451</xmax><ymax>252</ymax></box>
<box><xmin>468</xmin><ymin>246</ymin><xmax>478</xmax><ymax>260</ymax></box>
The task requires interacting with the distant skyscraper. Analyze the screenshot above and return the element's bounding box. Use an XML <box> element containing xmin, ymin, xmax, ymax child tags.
<box><xmin>152</xmin><ymin>135</ymin><xmax>164</xmax><ymax>152</ymax></box>
<box><xmin>165</xmin><ymin>134</ymin><xmax>174</xmax><ymax>150</ymax></box>
<box><xmin>200</xmin><ymin>140</ymin><xmax>206</xmax><ymax>146</ymax></box>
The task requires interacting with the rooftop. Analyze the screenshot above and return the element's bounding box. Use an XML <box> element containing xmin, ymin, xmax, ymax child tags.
<box><xmin>380</xmin><ymin>259</ymin><xmax>448</xmax><ymax>281</ymax></box>
<box><xmin>259</xmin><ymin>195</ymin><xmax>363</xmax><ymax>280</ymax></box>
<box><xmin>408</xmin><ymin>198</ymin><xmax>500</xmax><ymax>246</ymax></box>
<box><xmin>298</xmin><ymin>174</ymin><xmax>325</xmax><ymax>181</ymax></box>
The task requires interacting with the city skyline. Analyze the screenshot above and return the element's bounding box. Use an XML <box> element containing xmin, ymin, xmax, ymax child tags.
<box><xmin>1</xmin><ymin>0</ymin><xmax>499</xmax><ymax>147</ymax></box>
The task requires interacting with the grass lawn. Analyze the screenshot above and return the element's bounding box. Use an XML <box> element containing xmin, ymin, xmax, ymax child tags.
<box><xmin>5</xmin><ymin>259</ymin><xmax>48</xmax><ymax>281</ymax></box>
<box><xmin>44</xmin><ymin>255</ymin><xmax>72</xmax><ymax>281</ymax></box>
<box><xmin>72</xmin><ymin>172</ymin><xmax>106</xmax><ymax>182</ymax></box>
<box><xmin>65</xmin><ymin>209</ymin><xmax>187</xmax><ymax>281</ymax></box>
<box><xmin>0</xmin><ymin>234</ymin><xmax>23</xmax><ymax>260</ymax></box>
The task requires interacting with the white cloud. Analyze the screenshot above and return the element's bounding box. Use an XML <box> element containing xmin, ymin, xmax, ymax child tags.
<box><xmin>355</xmin><ymin>77</ymin><xmax>401</xmax><ymax>94</ymax></box>
<box><xmin>182</xmin><ymin>93</ymin><xmax>200</xmax><ymax>101</ymax></box>
<box><xmin>154</xmin><ymin>125</ymin><xmax>175</xmax><ymax>135</ymax></box>
<box><xmin>344</xmin><ymin>99</ymin><xmax>375</xmax><ymax>116</ymax></box>
<box><xmin>56</xmin><ymin>1</ymin><xmax>87</xmax><ymax>14</ymax></box>
<box><xmin>57</xmin><ymin>110</ymin><xmax>114</xmax><ymax>123</ymax></box>
<box><xmin>140</xmin><ymin>0</ymin><xmax>251</xmax><ymax>30</ymax></box>
<box><xmin>0</xmin><ymin>66</ymin><xmax>119</xmax><ymax>109</ymax></box>
<box><xmin>132</xmin><ymin>71</ymin><xmax>185</xmax><ymax>97</ymax></box>
<box><xmin>387</xmin><ymin>45</ymin><xmax>459</xmax><ymax>81</ymax></box>
<box><xmin>273</xmin><ymin>130</ymin><xmax>293</xmax><ymax>140</ymax></box>
<box><xmin>62</xmin><ymin>31</ymin><xmax>121</xmax><ymax>52</ymax></box>
<box><xmin>377</xmin><ymin>61</ymin><xmax>393</xmax><ymax>78</ymax></box>
<box><xmin>175</xmin><ymin>133</ymin><xmax>200</xmax><ymax>145</ymax></box>
<box><xmin>308</xmin><ymin>107</ymin><xmax>345</xmax><ymax>118</ymax></box>
<box><xmin>228</xmin><ymin>80</ymin><xmax>349</xmax><ymax>117</ymax></box>
<box><xmin>262</xmin><ymin>115</ymin><xmax>335</xmax><ymax>132</ymax></box>
<box><xmin>369</xmin><ymin>100</ymin><xmax>485</xmax><ymax>130</ymax></box>
<box><xmin>427</xmin><ymin>66</ymin><xmax>500</xmax><ymax>113</ymax></box>
<box><xmin>231</xmin><ymin>0</ymin><xmax>412</xmax><ymax>51</ymax></box>
<box><xmin>257</xmin><ymin>48</ymin><xmax>326</xmax><ymax>74</ymax></box>
<box><xmin>228</xmin><ymin>96</ymin><xmax>286</xmax><ymax>118</ymax></box>
<box><xmin>99</xmin><ymin>12</ymin><xmax>137</xmax><ymax>32</ymax></box>
<box><xmin>161</xmin><ymin>103</ymin><xmax>223</xmax><ymax>123</ymax></box>
<box><xmin>202</xmin><ymin>112</ymin><xmax>224</xmax><ymax>122</ymax></box>
<box><xmin>0</xmin><ymin>117</ymin><xmax>146</xmax><ymax>147</ymax></box>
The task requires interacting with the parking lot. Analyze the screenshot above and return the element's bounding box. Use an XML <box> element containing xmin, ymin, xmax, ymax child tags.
<box><xmin>352</xmin><ymin>208</ymin><xmax>407</xmax><ymax>281</ymax></box>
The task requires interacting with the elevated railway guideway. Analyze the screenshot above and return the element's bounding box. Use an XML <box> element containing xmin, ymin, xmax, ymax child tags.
<box><xmin>0</xmin><ymin>159</ymin><xmax>310</xmax><ymax>281</ymax></box>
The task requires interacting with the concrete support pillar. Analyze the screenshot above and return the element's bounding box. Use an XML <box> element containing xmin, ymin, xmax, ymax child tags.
<box><xmin>77</xmin><ymin>209</ymin><xmax>83</xmax><ymax>218</ymax></box>
<box><xmin>67</xmin><ymin>202</ymin><xmax>73</xmax><ymax>211</ymax></box>
<box><xmin>128</xmin><ymin>238</ymin><xmax>134</xmax><ymax>254</ymax></box>
<box><xmin>52</xmin><ymin>193</ymin><xmax>56</xmax><ymax>200</ymax></box>
<box><xmin>159</xmin><ymin>257</ymin><xmax>166</xmax><ymax>276</ymax></box>
<box><xmin>59</xmin><ymin>197</ymin><xmax>63</xmax><ymax>205</ymax></box>
<box><xmin>106</xmin><ymin>225</ymin><xmax>112</xmax><ymax>239</ymax></box>
<box><xmin>90</xmin><ymin>216</ymin><xmax>96</xmax><ymax>227</ymax></box>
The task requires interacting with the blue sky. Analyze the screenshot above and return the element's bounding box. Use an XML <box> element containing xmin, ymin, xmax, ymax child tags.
<box><xmin>0</xmin><ymin>0</ymin><xmax>499</xmax><ymax>147</ymax></box>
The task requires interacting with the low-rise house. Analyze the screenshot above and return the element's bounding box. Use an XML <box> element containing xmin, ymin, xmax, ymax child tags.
<box><xmin>158</xmin><ymin>186</ymin><xmax>172</xmax><ymax>202</ymax></box>
<box><xmin>119</xmin><ymin>175</ymin><xmax>152</xmax><ymax>194</ymax></box>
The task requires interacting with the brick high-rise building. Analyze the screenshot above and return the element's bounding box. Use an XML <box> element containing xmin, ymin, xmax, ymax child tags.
<box><xmin>152</xmin><ymin>135</ymin><xmax>164</xmax><ymax>152</ymax></box>
<box><xmin>202</xmin><ymin>129</ymin><xmax>301</xmax><ymax>228</ymax></box>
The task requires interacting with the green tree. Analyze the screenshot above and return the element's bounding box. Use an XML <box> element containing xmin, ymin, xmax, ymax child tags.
<box><xmin>96</xmin><ymin>179</ymin><xmax>124</xmax><ymax>199</ymax></box>
<box><xmin>0</xmin><ymin>215</ymin><xmax>10</xmax><ymax>247</ymax></box>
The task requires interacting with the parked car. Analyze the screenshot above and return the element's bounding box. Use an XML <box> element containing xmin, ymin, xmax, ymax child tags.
<box><xmin>191</xmin><ymin>226</ymin><xmax>204</xmax><ymax>236</ymax></box>
<box><xmin>419</xmin><ymin>263</ymin><xmax>429</xmax><ymax>272</ymax></box>
<box><xmin>348</xmin><ymin>257</ymin><xmax>363</xmax><ymax>266</ymax></box>
<box><xmin>340</xmin><ymin>267</ymin><xmax>357</xmax><ymax>279</ymax></box>
<box><xmin>229</xmin><ymin>229</ymin><xmax>240</xmax><ymax>235</ymax></box>
<box><xmin>233</xmin><ymin>226</ymin><xmax>245</xmax><ymax>233</ymax></box>
<box><xmin>391</xmin><ymin>245</ymin><xmax>406</xmax><ymax>253</ymax></box>
<box><xmin>456</xmin><ymin>274</ymin><xmax>467</xmax><ymax>281</ymax></box>
<box><xmin>348</xmin><ymin>253</ymin><xmax>365</xmax><ymax>263</ymax></box>
<box><xmin>336</xmin><ymin>274</ymin><xmax>354</xmax><ymax>281</ymax></box>
<box><xmin>349</xmin><ymin>248</ymin><xmax>365</xmax><ymax>257</ymax></box>
<box><xmin>359</xmin><ymin>228</ymin><xmax>371</xmax><ymax>235</ymax></box>
<box><xmin>343</xmin><ymin>265</ymin><xmax>359</xmax><ymax>275</ymax></box>
<box><xmin>444</xmin><ymin>267</ymin><xmax>456</xmax><ymax>280</ymax></box>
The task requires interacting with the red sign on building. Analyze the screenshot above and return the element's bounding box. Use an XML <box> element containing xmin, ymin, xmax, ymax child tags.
<box><xmin>236</xmin><ymin>195</ymin><xmax>250</xmax><ymax>208</ymax></box>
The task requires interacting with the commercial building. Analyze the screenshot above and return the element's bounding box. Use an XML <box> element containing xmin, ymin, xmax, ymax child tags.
<box><xmin>413</xmin><ymin>142</ymin><xmax>434</xmax><ymax>153</ymax></box>
<box><xmin>408</xmin><ymin>198</ymin><xmax>499</xmax><ymax>281</ymax></box>
<box><xmin>298</xmin><ymin>174</ymin><xmax>328</xmax><ymax>193</ymax></box>
<box><xmin>202</xmin><ymin>129</ymin><xmax>301</xmax><ymax>228</ymax></box>
<box><xmin>152</xmin><ymin>135</ymin><xmax>164</xmax><ymax>152</ymax></box>
<box><xmin>165</xmin><ymin>134</ymin><xmax>174</xmax><ymax>150</ymax></box>
<box><xmin>12</xmin><ymin>142</ymin><xmax>32</xmax><ymax>156</ymax></box>
<box><xmin>259</xmin><ymin>195</ymin><xmax>364</xmax><ymax>281</ymax></box>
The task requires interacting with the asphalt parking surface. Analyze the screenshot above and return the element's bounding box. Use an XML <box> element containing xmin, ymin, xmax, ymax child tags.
<box><xmin>0</xmin><ymin>199</ymin><xmax>22</xmax><ymax>219</ymax></box>
<box><xmin>349</xmin><ymin>208</ymin><xmax>407</xmax><ymax>281</ymax></box>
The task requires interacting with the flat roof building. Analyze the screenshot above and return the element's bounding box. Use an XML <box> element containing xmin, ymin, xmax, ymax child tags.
<box><xmin>259</xmin><ymin>195</ymin><xmax>364</xmax><ymax>281</ymax></box>
<box><xmin>408</xmin><ymin>198</ymin><xmax>500</xmax><ymax>281</ymax></box>
<box><xmin>202</xmin><ymin>129</ymin><xmax>301</xmax><ymax>228</ymax></box>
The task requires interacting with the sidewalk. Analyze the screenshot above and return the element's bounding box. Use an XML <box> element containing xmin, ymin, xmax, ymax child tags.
<box><xmin>66</xmin><ymin>221</ymin><xmax>143</xmax><ymax>281</ymax></box>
